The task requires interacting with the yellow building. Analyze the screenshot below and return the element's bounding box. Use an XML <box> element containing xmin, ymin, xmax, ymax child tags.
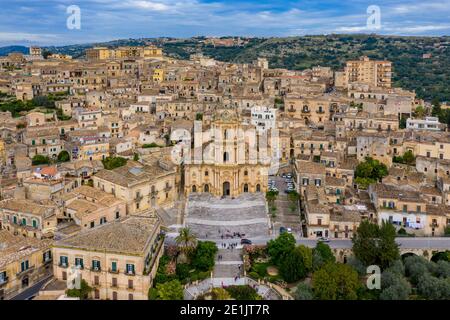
<box><xmin>153</xmin><ymin>68</ymin><xmax>164</xmax><ymax>83</ymax></box>
<box><xmin>93</xmin><ymin>159</ymin><xmax>177</xmax><ymax>214</ymax></box>
<box><xmin>184</xmin><ymin>109</ymin><xmax>270</xmax><ymax>197</ymax></box>
<box><xmin>0</xmin><ymin>230</ymin><xmax>53</xmax><ymax>300</ymax></box>
<box><xmin>345</xmin><ymin>56</ymin><xmax>392</xmax><ymax>88</ymax></box>
<box><xmin>86</xmin><ymin>46</ymin><xmax>163</xmax><ymax>61</ymax></box>
<box><xmin>0</xmin><ymin>199</ymin><xmax>58</xmax><ymax>239</ymax></box>
<box><xmin>52</xmin><ymin>216</ymin><xmax>164</xmax><ymax>300</ymax></box>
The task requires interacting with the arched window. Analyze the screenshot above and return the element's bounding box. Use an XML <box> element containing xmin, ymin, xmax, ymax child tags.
<box><xmin>204</xmin><ymin>184</ymin><xmax>209</xmax><ymax>192</ymax></box>
<box><xmin>205</xmin><ymin>171</ymin><xmax>209</xmax><ymax>177</ymax></box>
<box><xmin>192</xmin><ymin>185</ymin><xmax>197</xmax><ymax>193</ymax></box>
<box><xmin>223</xmin><ymin>152</ymin><xmax>229</xmax><ymax>163</ymax></box>
<box><xmin>244</xmin><ymin>170</ymin><xmax>248</xmax><ymax>176</ymax></box>
<box><xmin>243</xmin><ymin>184</ymin><xmax>249</xmax><ymax>192</ymax></box>
<box><xmin>256</xmin><ymin>184</ymin><xmax>261</xmax><ymax>192</ymax></box>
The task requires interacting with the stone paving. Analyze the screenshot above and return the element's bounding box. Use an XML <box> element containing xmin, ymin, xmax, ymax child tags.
<box><xmin>185</xmin><ymin>193</ymin><xmax>270</xmax><ymax>239</ymax></box>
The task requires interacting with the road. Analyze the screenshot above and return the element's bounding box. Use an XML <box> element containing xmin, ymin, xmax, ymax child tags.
<box><xmin>10</xmin><ymin>275</ymin><xmax>52</xmax><ymax>300</ymax></box>
<box><xmin>165</xmin><ymin>233</ymin><xmax>450</xmax><ymax>250</ymax></box>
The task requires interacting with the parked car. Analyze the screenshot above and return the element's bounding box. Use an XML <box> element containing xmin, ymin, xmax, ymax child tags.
<box><xmin>241</xmin><ymin>238</ymin><xmax>252</xmax><ymax>245</ymax></box>
<box><xmin>318</xmin><ymin>237</ymin><xmax>330</xmax><ymax>243</ymax></box>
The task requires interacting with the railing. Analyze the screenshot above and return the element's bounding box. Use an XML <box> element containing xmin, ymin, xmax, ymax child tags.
<box><xmin>16</xmin><ymin>265</ymin><xmax>35</xmax><ymax>277</ymax></box>
<box><xmin>109</xmin><ymin>268</ymin><xmax>119</xmax><ymax>274</ymax></box>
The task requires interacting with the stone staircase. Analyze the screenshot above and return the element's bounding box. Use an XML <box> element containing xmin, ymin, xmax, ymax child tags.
<box><xmin>213</xmin><ymin>248</ymin><xmax>243</xmax><ymax>279</ymax></box>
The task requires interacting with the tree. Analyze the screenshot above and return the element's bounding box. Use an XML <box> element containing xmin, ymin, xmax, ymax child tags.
<box><xmin>378</xmin><ymin>221</ymin><xmax>400</xmax><ymax>268</ymax></box>
<box><xmin>417</xmin><ymin>274</ymin><xmax>450</xmax><ymax>300</ymax></box>
<box><xmin>32</xmin><ymin>154</ymin><xmax>50</xmax><ymax>165</ymax></box>
<box><xmin>155</xmin><ymin>280</ymin><xmax>184</xmax><ymax>300</ymax></box>
<box><xmin>265</xmin><ymin>190</ymin><xmax>278</xmax><ymax>206</ymax></box>
<box><xmin>66</xmin><ymin>280</ymin><xmax>93</xmax><ymax>300</ymax></box>
<box><xmin>414</xmin><ymin>105</ymin><xmax>426</xmax><ymax>118</ymax></box>
<box><xmin>404</xmin><ymin>255</ymin><xmax>434</xmax><ymax>285</ymax></box>
<box><xmin>280</xmin><ymin>245</ymin><xmax>312</xmax><ymax>282</ymax></box>
<box><xmin>267</xmin><ymin>232</ymin><xmax>296</xmax><ymax>266</ymax></box>
<box><xmin>133</xmin><ymin>153</ymin><xmax>139</xmax><ymax>161</ymax></box>
<box><xmin>175</xmin><ymin>227</ymin><xmax>197</xmax><ymax>263</ymax></box>
<box><xmin>312</xmin><ymin>242</ymin><xmax>335</xmax><ymax>271</ymax></box>
<box><xmin>191</xmin><ymin>241</ymin><xmax>217</xmax><ymax>271</ymax></box>
<box><xmin>379</xmin><ymin>277</ymin><xmax>411</xmax><ymax>300</ymax></box>
<box><xmin>393</xmin><ymin>150</ymin><xmax>415</xmax><ymax>165</ymax></box>
<box><xmin>436</xmin><ymin>260</ymin><xmax>450</xmax><ymax>278</ymax></box>
<box><xmin>225</xmin><ymin>285</ymin><xmax>261</xmax><ymax>300</ymax></box>
<box><xmin>102</xmin><ymin>156</ymin><xmax>127</xmax><ymax>170</ymax></box>
<box><xmin>355</xmin><ymin>157</ymin><xmax>388</xmax><ymax>184</ymax></box>
<box><xmin>211</xmin><ymin>288</ymin><xmax>232</xmax><ymax>300</ymax></box>
<box><xmin>57</xmin><ymin>150</ymin><xmax>70</xmax><ymax>162</ymax></box>
<box><xmin>352</xmin><ymin>220</ymin><xmax>399</xmax><ymax>269</ymax></box>
<box><xmin>445</xmin><ymin>226</ymin><xmax>450</xmax><ymax>236</ymax></box>
<box><xmin>294</xmin><ymin>283</ymin><xmax>314</xmax><ymax>300</ymax></box>
<box><xmin>195</xmin><ymin>113</ymin><xmax>203</xmax><ymax>121</ymax></box>
<box><xmin>312</xmin><ymin>263</ymin><xmax>360</xmax><ymax>300</ymax></box>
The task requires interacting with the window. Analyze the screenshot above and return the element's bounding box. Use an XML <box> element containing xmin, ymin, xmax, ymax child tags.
<box><xmin>302</xmin><ymin>178</ymin><xmax>309</xmax><ymax>186</ymax></box>
<box><xmin>243</xmin><ymin>184</ymin><xmax>248</xmax><ymax>193</ymax></box>
<box><xmin>90</xmin><ymin>221</ymin><xmax>95</xmax><ymax>228</ymax></box>
<box><xmin>126</xmin><ymin>264</ymin><xmax>135</xmax><ymax>275</ymax></box>
<box><xmin>116</xmin><ymin>211</ymin><xmax>120</xmax><ymax>219</ymax></box>
<box><xmin>317</xmin><ymin>219</ymin><xmax>322</xmax><ymax>226</ymax></box>
<box><xmin>205</xmin><ymin>171</ymin><xmax>209</xmax><ymax>177</ymax></box>
<box><xmin>20</xmin><ymin>260</ymin><xmax>29</xmax><ymax>272</ymax></box>
<box><xmin>111</xmin><ymin>261</ymin><xmax>117</xmax><ymax>272</ymax></box>
<box><xmin>112</xmin><ymin>291</ymin><xmax>118</xmax><ymax>300</ymax></box>
<box><xmin>192</xmin><ymin>185</ymin><xmax>197</xmax><ymax>193</ymax></box>
<box><xmin>0</xmin><ymin>271</ymin><xmax>6</xmax><ymax>283</ymax></box>
<box><xmin>417</xmin><ymin>206</ymin><xmax>421</xmax><ymax>213</ymax></box>
<box><xmin>315</xmin><ymin>179</ymin><xmax>321</xmax><ymax>187</ymax></box>
<box><xmin>75</xmin><ymin>258</ymin><xmax>84</xmax><ymax>268</ymax></box>
<box><xmin>94</xmin><ymin>276</ymin><xmax>99</xmax><ymax>286</ymax></box>
<box><xmin>32</xmin><ymin>220</ymin><xmax>38</xmax><ymax>228</ymax></box>
<box><xmin>43</xmin><ymin>251</ymin><xmax>52</xmax><ymax>262</ymax></box>
<box><xmin>92</xmin><ymin>260</ymin><xmax>101</xmax><ymax>271</ymax></box>
<box><xmin>128</xmin><ymin>279</ymin><xmax>134</xmax><ymax>289</ymax></box>
<box><xmin>60</xmin><ymin>256</ymin><xmax>68</xmax><ymax>267</ymax></box>
<box><xmin>204</xmin><ymin>184</ymin><xmax>209</xmax><ymax>192</ymax></box>
<box><xmin>128</xmin><ymin>294</ymin><xmax>134</xmax><ymax>300</ymax></box>
<box><xmin>223</xmin><ymin>152</ymin><xmax>230</xmax><ymax>162</ymax></box>
<box><xmin>22</xmin><ymin>218</ymin><xmax>27</xmax><ymax>226</ymax></box>
<box><xmin>244</xmin><ymin>170</ymin><xmax>248</xmax><ymax>176</ymax></box>
<box><xmin>403</xmin><ymin>205</ymin><xmax>407</xmax><ymax>212</ymax></box>
<box><xmin>256</xmin><ymin>184</ymin><xmax>261</xmax><ymax>192</ymax></box>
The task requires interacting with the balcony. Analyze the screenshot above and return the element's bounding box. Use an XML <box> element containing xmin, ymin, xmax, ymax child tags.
<box><xmin>301</xmin><ymin>109</ymin><xmax>310</xmax><ymax>114</ymax></box>
<box><xmin>91</xmin><ymin>267</ymin><xmax>102</xmax><ymax>273</ymax></box>
<box><xmin>287</xmin><ymin>107</ymin><xmax>296</xmax><ymax>112</ymax></box>
<box><xmin>124</xmin><ymin>270</ymin><xmax>136</xmax><ymax>276</ymax></box>
<box><xmin>316</xmin><ymin>109</ymin><xmax>325</xmax><ymax>114</ymax></box>
<box><xmin>430</xmin><ymin>223</ymin><xmax>439</xmax><ymax>228</ymax></box>
<box><xmin>58</xmin><ymin>262</ymin><xmax>69</xmax><ymax>269</ymax></box>
<box><xmin>109</xmin><ymin>268</ymin><xmax>119</xmax><ymax>274</ymax></box>
<box><xmin>16</xmin><ymin>265</ymin><xmax>35</xmax><ymax>277</ymax></box>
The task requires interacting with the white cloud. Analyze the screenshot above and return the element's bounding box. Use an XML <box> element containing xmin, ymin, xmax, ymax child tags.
<box><xmin>124</xmin><ymin>1</ymin><xmax>170</xmax><ymax>11</ymax></box>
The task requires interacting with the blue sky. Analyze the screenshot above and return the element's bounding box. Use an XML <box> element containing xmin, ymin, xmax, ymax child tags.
<box><xmin>0</xmin><ymin>0</ymin><xmax>449</xmax><ymax>46</ymax></box>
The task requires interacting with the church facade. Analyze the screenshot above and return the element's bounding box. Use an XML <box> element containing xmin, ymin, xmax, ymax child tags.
<box><xmin>184</xmin><ymin>109</ymin><xmax>271</xmax><ymax>198</ymax></box>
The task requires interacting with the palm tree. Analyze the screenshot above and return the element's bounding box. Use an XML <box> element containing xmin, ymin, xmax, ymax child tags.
<box><xmin>175</xmin><ymin>227</ymin><xmax>197</xmax><ymax>263</ymax></box>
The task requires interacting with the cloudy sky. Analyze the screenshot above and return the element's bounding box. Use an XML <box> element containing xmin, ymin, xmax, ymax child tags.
<box><xmin>1</xmin><ymin>0</ymin><xmax>449</xmax><ymax>46</ymax></box>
